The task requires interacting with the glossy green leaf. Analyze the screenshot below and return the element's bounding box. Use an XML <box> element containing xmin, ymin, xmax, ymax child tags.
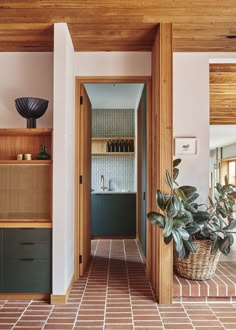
<box><xmin>175</xmin><ymin>188</ymin><xmax>187</xmax><ymax>202</ymax></box>
<box><xmin>211</xmin><ymin>236</ymin><xmax>220</xmax><ymax>254</ymax></box>
<box><xmin>179</xmin><ymin>185</ymin><xmax>197</xmax><ymax>199</ymax></box>
<box><xmin>164</xmin><ymin>235</ymin><xmax>172</xmax><ymax>245</ymax></box>
<box><xmin>187</xmin><ymin>193</ymin><xmax>199</xmax><ymax>204</ymax></box>
<box><xmin>177</xmin><ymin>227</ymin><xmax>189</xmax><ymax>241</ymax></box>
<box><xmin>156</xmin><ymin>190</ymin><xmax>165</xmax><ymax>211</ymax></box>
<box><xmin>173</xmin><ymin>168</ymin><xmax>179</xmax><ymax>181</ymax></box>
<box><xmin>219</xmin><ymin>236</ymin><xmax>231</xmax><ymax>255</ymax></box>
<box><xmin>165</xmin><ymin>170</ymin><xmax>173</xmax><ymax>189</ymax></box>
<box><xmin>224</xmin><ymin>219</ymin><xmax>236</xmax><ymax>231</ymax></box>
<box><xmin>147</xmin><ymin>212</ymin><xmax>165</xmax><ymax>228</ymax></box>
<box><xmin>172</xmin><ymin>229</ymin><xmax>183</xmax><ymax>253</ymax></box>
<box><xmin>163</xmin><ymin>217</ymin><xmax>173</xmax><ymax>237</ymax></box>
<box><xmin>173</xmin><ymin>158</ymin><xmax>181</xmax><ymax>168</ymax></box>
<box><xmin>183</xmin><ymin>239</ymin><xmax>197</xmax><ymax>254</ymax></box>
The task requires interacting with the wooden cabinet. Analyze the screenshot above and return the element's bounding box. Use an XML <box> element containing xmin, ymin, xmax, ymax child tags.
<box><xmin>1</xmin><ymin>228</ymin><xmax>51</xmax><ymax>293</ymax></box>
<box><xmin>0</xmin><ymin>129</ymin><xmax>52</xmax><ymax>296</ymax></box>
<box><xmin>92</xmin><ymin>137</ymin><xmax>135</xmax><ymax>156</ymax></box>
<box><xmin>0</xmin><ymin>129</ymin><xmax>52</xmax><ymax>223</ymax></box>
<box><xmin>0</xmin><ymin>229</ymin><xmax>2</xmax><ymax>291</ymax></box>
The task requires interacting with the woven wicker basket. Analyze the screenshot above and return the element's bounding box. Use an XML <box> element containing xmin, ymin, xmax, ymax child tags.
<box><xmin>174</xmin><ymin>240</ymin><xmax>221</xmax><ymax>280</ymax></box>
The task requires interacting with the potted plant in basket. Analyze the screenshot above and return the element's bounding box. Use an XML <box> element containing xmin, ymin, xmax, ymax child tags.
<box><xmin>147</xmin><ymin>158</ymin><xmax>236</xmax><ymax>280</ymax></box>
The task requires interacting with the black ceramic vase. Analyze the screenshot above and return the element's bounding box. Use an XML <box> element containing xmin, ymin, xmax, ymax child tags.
<box><xmin>36</xmin><ymin>145</ymin><xmax>51</xmax><ymax>160</ymax></box>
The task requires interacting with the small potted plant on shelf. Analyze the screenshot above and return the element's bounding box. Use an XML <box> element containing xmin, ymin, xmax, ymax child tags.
<box><xmin>147</xmin><ymin>158</ymin><xmax>236</xmax><ymax>280</ymax></box>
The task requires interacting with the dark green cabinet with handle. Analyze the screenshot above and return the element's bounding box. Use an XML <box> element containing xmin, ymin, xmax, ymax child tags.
<box><xmin>0</xmin><ymin>229</ymin><xmax>3</xmax><ymax>292</ymax></box>
<box><xmin>92</xmin><ymin>193</ymin><xmax>136</xmax><ymax>236</ymax></box>
<box><xmin>0</xmin><ymin>228</ymin><xmax>51</xmax><ymax>293</ymax></box>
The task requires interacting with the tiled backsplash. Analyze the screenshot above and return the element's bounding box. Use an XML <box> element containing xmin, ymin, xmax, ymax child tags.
<box><xmin>92</xmin><ymin>108</ymin><xmax>135</xmax><ymax>192</ymax></box>
<box><xmin>92</xmin><ymin>109</ymin><xmax>134</xmax><ymax>137</ymax></box>
<box><xmin>92</xmin><ymin>156</ymin><xmax>135</xmax><ymax>192</ymax></box>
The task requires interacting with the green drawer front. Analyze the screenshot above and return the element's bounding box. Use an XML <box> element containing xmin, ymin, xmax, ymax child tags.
<box><xmin>3</xmin><ymin>228</ymin><xmax>51</xmax><ymax>244</ymax></box>
<box><xmin>0</xmin><ymin>230</ymin><xmax>2</xmax><ymax>291</ymax></box>
<box><xmin>4</xmin><ymin>242</ymin><xmax>50</xmax><ymax>259</ymax></box>
<box><xmin>3</xmin><ymin>259</ymin><xmax>51</xmax><ymax>293</ymax></box>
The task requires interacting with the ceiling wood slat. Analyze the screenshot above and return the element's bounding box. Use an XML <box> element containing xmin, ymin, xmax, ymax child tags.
<box><xmin>1</xmin><ymin>1</ymin><xmax>236</xmax><ymax>51</ymax></box>
<box><xmin>210</xmin><ymin>63</ymin><xmax>236</xmax><ymax>125</ymax></box>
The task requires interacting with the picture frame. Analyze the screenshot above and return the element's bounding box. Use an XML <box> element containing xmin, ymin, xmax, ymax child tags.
<box><xmin>175</xmin><ymin>137</ymin><xmax>197</xmax><ymax>156</ymax></box>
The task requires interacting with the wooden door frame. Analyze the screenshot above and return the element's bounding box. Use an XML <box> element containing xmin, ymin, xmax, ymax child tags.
<box><xmin>74</xmin><ymin>57</ymin><xmax>173</xmax><ymax>303</ymax></box>
<box><xmin>74</xmin><ymin>76</ymin><xmax>151</xmax><ymax>281</ymax></box>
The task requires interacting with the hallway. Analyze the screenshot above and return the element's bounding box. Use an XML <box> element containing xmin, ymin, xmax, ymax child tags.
<box><xmin>0</xmin><ymin>239</ymin><xmax>236</xmax><ymax>329</ymax></box>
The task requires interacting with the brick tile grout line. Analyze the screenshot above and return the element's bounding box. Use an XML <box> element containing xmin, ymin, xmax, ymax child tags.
<box><xmin>71</xmin><ymin>239</ymin><xmax>99</xmax><ymax>330</ymax></box>
<box><xmin>181</xmin><ymin>302</ymin><xmax>196</xmax><ymax>330</ymax></box>
<box><xmin>39</xmin><ymin>299</ymin><xmax>55</xmax><ymax>330</ymax></box>
<box><xmin>217</xmin><ymin>266</ymin><xmax>236</xmax><ymax>296</ymax></box>
<box><xmin>103</xmin><ymin>239</ymin><xmax>111</xmax><ymax>330</ymax></box>
<box><xmin>134</xmin><ymin>239</ymin><xmax>163</xmax><ymax>330</ymax></box>
<box><xmin>11</xmin><ymin>299</ymin><xmax>34</xmax><ymax>330</ymax></box>
<box><xmin>123</xmin><ymin>239</ymin><xmax>135</xmax><ymax>330</ymax></box>
<box><xmin>214</xmin><ymin>273</ymin><xmax>228</xmax><ymax>296</ymax></box>
<box><xmin>208</xmin><ymin>302</ymin><xmax>227</xmax><ymax>330</ymax></box>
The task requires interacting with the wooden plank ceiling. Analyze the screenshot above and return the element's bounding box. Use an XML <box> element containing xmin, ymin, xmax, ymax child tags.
<box><xmin>1</xmin><ymin>1</ymin><xmax>236</xmax><ymax>52</ymax></box>
<box><xmin>210</xmin><ymin>64</ymin><xmax>236</xmax><ymax>125</ymax></box>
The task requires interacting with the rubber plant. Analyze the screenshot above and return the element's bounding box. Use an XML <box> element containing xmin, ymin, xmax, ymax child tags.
<box><xmin>147</xmin><ymin>158</ymin><xmax>236</xmax><ymax>259</ymax></box>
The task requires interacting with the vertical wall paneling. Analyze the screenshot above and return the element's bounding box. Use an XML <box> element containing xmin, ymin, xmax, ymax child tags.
<box><xmin>149</xmin><ymin>23</ymin><xmax>173</xmax><ymax>304</ymax></box>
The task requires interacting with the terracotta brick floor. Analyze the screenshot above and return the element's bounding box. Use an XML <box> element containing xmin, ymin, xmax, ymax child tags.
<box><xmin>1</xmin><ymin>239</ymin><xmax>236</xmax><ymax>330</ymax></box>
<box><xmin>173</xmin><ymin>261</ymin><xmax>236</xmax><ymax>303</ymax></box>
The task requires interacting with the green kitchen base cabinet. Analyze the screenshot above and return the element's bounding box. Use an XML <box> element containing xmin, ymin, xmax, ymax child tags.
<box><xmin>0</xmin><ymin>229</ymin><xmax>2</xmax><ymax>292</ymax></box>
<box><xmin>0</xmin><ymin>228</ymin><xmax>51</xmax><ymax>293</ymax></box>
<box><xmin>92</xmin><ymin>193</ymin><xmax>136</xmax><ymax>236</ymax></box>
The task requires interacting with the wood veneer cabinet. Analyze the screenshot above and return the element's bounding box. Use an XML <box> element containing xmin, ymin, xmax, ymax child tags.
<box><xmin>0</xmin><ymin>129</ymin><xmax>52</xmax><ymax>223</ymax></box>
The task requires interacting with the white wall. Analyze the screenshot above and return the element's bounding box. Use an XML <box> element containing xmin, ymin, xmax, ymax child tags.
<box><xmin>0</xmin><ymin>53</ymin><xmax>53</xmax><ymax>128</ymax></box>
<box><xmin>173</xmin><ymin>52</ymin><xmax>236</xmax><ymax>204</ymax></box>
<box><xmin>75</xmin><ymin>52</ymin><xmax>151</xmax><ymax>76</ymax></box>
<box><xmin>223</xmin><ymin>143</ymin><xmax>236</xmax><ymax>159</ymax></box>
<box><xmin>53</xmin><ymin>23</ymin><xmax>75</xmax><ymax>294</ymax></box>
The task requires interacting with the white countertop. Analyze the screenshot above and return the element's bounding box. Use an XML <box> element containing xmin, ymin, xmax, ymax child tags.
<box><xmin>92</xmin><ymin>191</ymin><xmax>136</xmax><ymax>194</ymax></box>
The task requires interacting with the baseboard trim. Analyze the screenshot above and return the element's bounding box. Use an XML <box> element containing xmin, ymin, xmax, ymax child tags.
<box><xmin>50</xmin><ymin>274</ymin><xmax>75</xmax><ymax>305</ymax></box>
<box><xmin>0</xmin><ymin>293</ymin><xmax>50</xmax><ymax>300</ymax></box>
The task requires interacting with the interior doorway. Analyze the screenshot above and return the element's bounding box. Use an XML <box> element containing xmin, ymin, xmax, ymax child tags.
<box><xmin>74</xmin><ymin>77</ymin><xmax>151</xmax><ymax>278</ymax></box>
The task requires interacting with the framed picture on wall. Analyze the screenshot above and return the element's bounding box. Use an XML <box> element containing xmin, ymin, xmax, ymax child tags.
<box><xmin>175</xmin><ymin>137</ymin><xmax>197</xmax><ymax>156</ymax></box>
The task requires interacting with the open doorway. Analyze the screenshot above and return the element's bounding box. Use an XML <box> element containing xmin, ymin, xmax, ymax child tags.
<box><xmin>74</xmin><ymin>77</ymin><xmax>150</xmax><ymax>277</ymax></box>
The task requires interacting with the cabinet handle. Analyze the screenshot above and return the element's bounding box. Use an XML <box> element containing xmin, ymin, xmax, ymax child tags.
<box><xmin>19</xmin><ymin>258</ymin><xmax>35</xmax><ymax>261</ymax></box>
<box><xmin>19</xmin><ymin>242</ymin><xmax>35</xmax><ymax>245</ymax></box>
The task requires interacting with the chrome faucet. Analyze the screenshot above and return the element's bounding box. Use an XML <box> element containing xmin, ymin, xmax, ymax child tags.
<box><xmin>101</xmin><ymin>174</ymin><xmax>108</xmax><ymax>191</ymax></box>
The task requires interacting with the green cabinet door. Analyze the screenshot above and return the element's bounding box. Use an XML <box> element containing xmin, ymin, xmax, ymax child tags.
<box><xmin>2</xmin><ymin>228</ymin><xmax>52</xmax><ymax>293</ymax></box>
<box><xmin>0</xmin><ymin>229</ymin><xmax>2</xmax><ymax>291</ymax></box>
<box><xmin>3</xmin><ymin>259</ymin><xmax>51</xmax><ymax>293</ymax></box>
<box><xmin>92</xmin><ymin>193</ymin><xmax>136</xmax><ymax>236</ymax></box>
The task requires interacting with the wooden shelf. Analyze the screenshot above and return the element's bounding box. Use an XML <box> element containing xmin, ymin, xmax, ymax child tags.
<box><xmin>92</xmin><ymin>136</ymin><xmax>135</xmax><ymax>154</ymax></box>
<box><xmin>0</xmin><ymin>128</ymin><xmax>52</xmax><ymax>136</ymax></box>
<box><xmin>0</xmin><ymin>221</ymin><xmax>52</xmax><ymax>228</ymax></box>
<box><xmin>0</xmin><ymin>160</ymin><xmax>52</xmax><ymax>165</ymax></box>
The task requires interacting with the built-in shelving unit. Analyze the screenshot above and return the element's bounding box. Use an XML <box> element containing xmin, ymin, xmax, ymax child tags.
<box><xmin>0</xmin><ymin>128</ymin><xmax>52</xmax><ymax>224</ymax></box>
<box><xmin>92</xmin><ymin>137</ymin><xmax>135</xmax><ymax>156</ymax></box>
<box><xmin>0</xmin><ymin>128</ymin><xmax>52</xmax><ymax>296</ymax></box>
